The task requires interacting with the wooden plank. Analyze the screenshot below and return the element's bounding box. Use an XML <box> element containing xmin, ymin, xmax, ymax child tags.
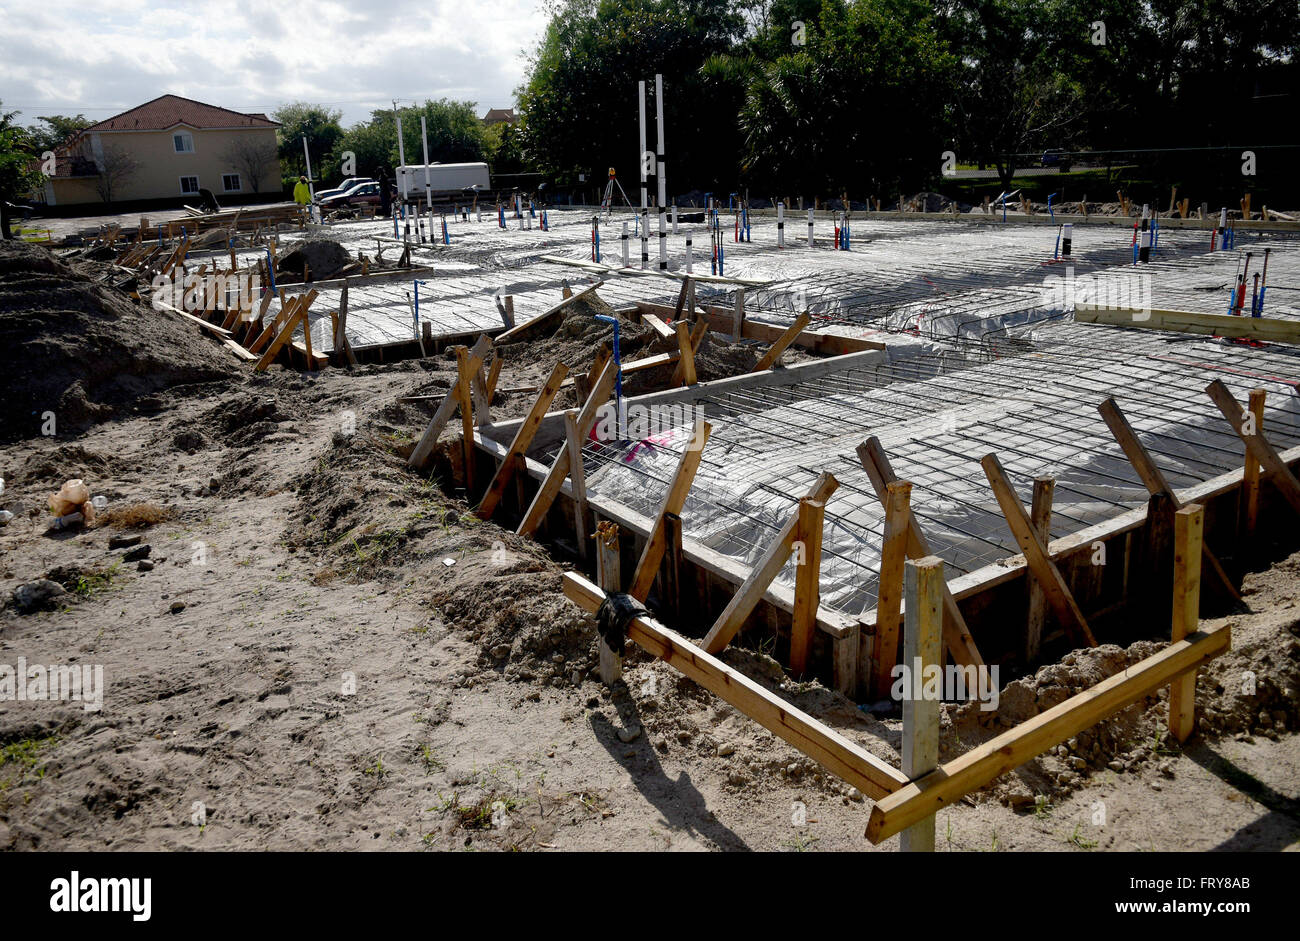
<box><xmin>671</xmin><ymin>276</ymin><xmax>690</xmax><ymax>321</ymax></box>
<box><xmin>701</xmin><ymin>472</ymin><xmax>839</xmax><ymax>654</ymax></box>
<box><xmin>495</xmin><ymin>281</ymin><xmax>605</xmax><ymax>344</ymax></box>
<box><xmin>901</xmin><ymin>556</ymin><xmax>943</xmax><ymax>853</ymax></box>
<box><xmin>675</xmin><ymin>321</ymin><xmax>697</xmax><ymax>386</ymax></box>
<box><xmin>475</xmin><ymin>361</ymin><xmax>570</xmax><ymax>518</ymax></box>
<box><xmin>789</xmin><ymin>498</ymin><xmax>826</xmax><ymax>676</ymax></box>
<box><xmin>627</xmin><ymin>419</ymin><xmax>712</xmax><ymax>600</ymax></box>
<box><xmin>248</xmin><ymin>294</ymin><xmax>303</xmax><ymax>355</ymax></box>
<box><xmin>1025</xmin><ymin>477</ymin><xmax>1055</xmax><ymax>663</ymax></box>
<box><xmin>153</xmin><ymin>300</ymin><xmax>234</xmax><ymax>338</ymax></box>
<box><xmin>1099</xmin><ymin>396</ymin><xmax>1240</xmax><ymax>601</ymax></box>
<box><xmin>1205</xmin><ymin>378</ymin><xmax>1300</xmax><ymax>515</ymax></box>
<box><xmin>563</xmin><ymin>571</ymin><xmax>910</xmax><ymax>800</ymax></box>
<box><xmin>981</xmin><ymin>453</ymin><xmax>1098</xmax><ymax>648</ymax></box>
<box><xmin>408</xmin><ymin>334</ymin><xmax>492</xmax><ymax>470</ymax></box>
<box><xmin>753</xmin><ymin>311</ymin><xmax>813</xmax><ymax>371</ymax></box>
<box><xmin>642</xmin><ymin>312</ymin><xmax>675</xmax><ymax>341</ymax></box>
<box><xmin>669</xmin><ymin>319</ymin><xmax>707</xmax><ymax>387</ymax></box>
<box><xmin>867</xmin><ymin>624</ymin><xmax>1231</xmax><ymax>843</ymax></box>
<box><xmin>857</xmin><ymin>438</ymin><xmax>984</xmax><ymax>667</ymax></box>
<box><xmin>1170</xmin><ymin>505</ymin><xmax>1203</xmax><ymax>743</ymax></box>
<box><xmin>485</xmin><ymin>356</ymin><xmax>504</xmax><ymax>401</ymax></box>
<box><xmin>253</xmin><ymin>307</ymin><xmax>306</xmax><ymax>372</ymax></box>
<box><xmin>455</xmin><ymin>346</ymin><xmax>476</xmax><ymax>490</ymax></box>
<box><xmin>1241</xmin><ymin>389</ymin><xmax>1266</xmax><ymax>536</ymax></box>
<box><xmin>517</xmin><ymin>357</ymin><xmax>618</xmax><ymax>537</ymax></box>
<box><xmin>1076</xmin><ymin>304</ymin><xmax>1300</xmax><ymax>346</ymax></box>
<box><xmin>873</xmin><ymin>481</ymin><xmax>911</xmax><ymax>698</ymax></box>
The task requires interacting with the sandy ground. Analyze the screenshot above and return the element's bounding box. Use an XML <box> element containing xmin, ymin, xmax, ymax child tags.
<box><xmin>0</xmin><ymin>244</ymin><xmax>1296</xmax><ymax>852</ymax></box>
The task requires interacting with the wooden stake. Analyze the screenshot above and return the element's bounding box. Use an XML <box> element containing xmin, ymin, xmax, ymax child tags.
<box><xmin>873</xmin><ymin>481</ymin><xmax>911</xmax><ymax>697</ymax></box>
<box><xmin>1240</xmin><ymin>389</ymin><xmax>1266</xmax><ymax>538</ymax></box>
<box><xmin>675</xmin><ymin>321</ymin><xmax>697</xmax><ymax>386</ymax></box>
<box><xmin>789</xmin><ymin>497</ymin><xmax>826</xmax><ymax>676</ymax></box>
<box><xmin>857</xmin><ymin>438</ymin><xmax>983</xmax><ymax>667</ymax></box>
<box><xmin>701</xmin><ymin>472</ymin><xmax>839</xmax><ymax>654</ymax></box>
<box><xmin>900</xmin><ymin>555</ymin><xmax>943</xmax><ymax>853</ymax></box>
<box><xmin>1206</xmin><ymin>378</ymin><xmax>1300</xmax><ymax>515</ymax></box>
<box><xmin>517</xmin><ymin>357</ymin><xmax>618</xmax><ymax>537</ymax></box>
<box><xmin>1098</xmin><ymin>396</ymin><xmax>1240</xmax><ymax>601</ymax></box>
<box><xmin>408</xmin><ymin>335</ymin><xmax>492</xmax><ymax>470</ymax></box>
<box><xmin>628</xmin><ymin>419</ymin><xmax>712</xmax><ymax>600</ymax></box>
<box><xmin>476</xmin><ymin>361</ymin><xmax>570</xmax><ymax>519</ymax></box>
<box><xmin>1170</xmin><ymin>505</ymin><xmax>1204</xmax><ymax>743</ymax></box>
<box><xmin>669</xmin><ymin>319</ymin><xmax>707</xmax><ymax>387</ymax></box>
<box><xmin>1025</xmin><ymin>477</ymin><xmax>1055</xmax><ymax>664</ymax></box>
<box><xmin>595</xmin><ymin>521</ymin><xmax>622</xmax><ymax>684</ymax></box>
<box><xmin>753</xmin><ymin>311</ymin><xmax>812</xmax><ymax>371</ymax></box>
<box><xmin>981</xmin><ymin>453</ymin><xmax>1097</xmax><ymax>648</ymax></box>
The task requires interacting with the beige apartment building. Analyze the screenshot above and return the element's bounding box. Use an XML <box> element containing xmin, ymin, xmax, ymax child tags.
<box><xmin>42</xmin><ymin>95</ymin><xmax>281</xmax><ymax>207</ymax></box>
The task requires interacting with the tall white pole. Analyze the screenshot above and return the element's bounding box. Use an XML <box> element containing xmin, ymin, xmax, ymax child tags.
<box><xmin>655</xmin><ymin>73</ymin><xmax>667</xmax><ymax>271</ymax></box>
<box><xmin>395</xmin><ymin>112</ymin><xmax>407</xmax><ymax>201</ymax></box>
<box><xmin>301</xmin><ymin>135</ymin><xmax>315</xmax><ymax>200</ymax></box>
<box><xmin>420</xmin><ymin>115</ymin><xmax>433</xmax><ymax>211</ymax></box>
<box><xmin>638</xmin><ymin>80</ymin><xmax>648</xmax><ymax>270</ymax></box>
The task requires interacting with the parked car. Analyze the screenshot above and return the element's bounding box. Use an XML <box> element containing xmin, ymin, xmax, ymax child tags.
<box><xmin>319</xmin><ymin>182</ymin><xmax>381</xmax><ymax>209</ymax></box>
<box><xmin>313</xmin><ymin>177</ymin><xmax>376</xmax><ymax>204</ymax></box>
<box><xmin>1040</xmin><ymin>150</ymin><xmax>1072</xmax><ymax>172</ymax></box>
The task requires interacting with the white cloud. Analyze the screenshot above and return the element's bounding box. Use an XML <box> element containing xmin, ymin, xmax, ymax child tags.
<box><xmin>0</xmin><ymin>0</ymin><xmax>546</xmax><ymax>125</ymax></box>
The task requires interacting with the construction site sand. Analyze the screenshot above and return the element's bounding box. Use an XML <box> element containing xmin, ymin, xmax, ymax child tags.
<box><xmin>0</xmin><ymin>243</ymin><xmax>1296</xmax><ymax>851</ymax></box>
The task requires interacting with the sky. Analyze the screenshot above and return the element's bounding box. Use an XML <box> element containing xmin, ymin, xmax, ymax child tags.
<box><xmin>0</xmin><ymin>0</ymin><xmax>548</xmax><ymax>128</ymax></box>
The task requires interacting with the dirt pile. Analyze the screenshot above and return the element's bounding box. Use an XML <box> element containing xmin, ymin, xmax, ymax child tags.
<box><xmin>278</xmin><ymin>238</ymin><xmax>351</xmax><ymax>280</ymax></box>
<box><xmin>0</xmin><ymin>241</ymin><xmax>237</xmax><ymax>443</ymax></box>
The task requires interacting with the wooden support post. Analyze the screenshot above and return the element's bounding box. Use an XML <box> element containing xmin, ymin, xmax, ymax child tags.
<box><xmin>628</xmin><ymin>419</ymin><xmax>712</xmax><ymax>600</ymax></box>
<box><xmin>900</xmin><ymin>556</ymin><xmax>943</xmax><ymax>852</ymax></box>
<box><xmin>563</xmin><ymin>572</ymin><xmax>910</xmax><ymax>800</ymax></box>
<box><xmin>731</xmin><ymin>288</ymin><xmax>745</xmax><ymax>338</ymax></box>
<box><xmin>595</xmin><ymin>522</ymin><xmax>622</xmax><ymax>684</ymax></box>
<box><xmin>1099</xmin><ymin>396</ymin><xmax>1239</xmax><ymax>600</ymax></box>
<box><xmin>857</xmin><ymin>438</ymin><xmax>983</xmax><ymax>667</ymax></box>
<box><xmin>701</xmin><ymin>473</ymin><xmax>839</xmax><ymax>655</ymax></box>
<box><xmin>981</xmin><ymin>453</ymin><xmax>1097</xmax><ymax>648</ymax></box>
<box><xmin>753</xmin><ymin>311</ymin><xmax>812</xmax><ymax>371</ymax></box>
<box><xmin>253</xmin><ymin>305</ymin><xmax>306</xmax><ymax>372</ymax></box>
<box><xmin>564</xmin><ymin>408</ymin><xmax>590</xmax><ymax>560</ymax></box>
<box><xmin>661</xmin><ymin>513</ymin><xmax>684</xmax><ymax>622</ymax></box>
<box><xmin>454</xmin><ymin>346</ymin><xmax>476</xmax><ymax>491</ymax></box>
<box><xmin>1239</xmin><ymin>389</ymin><xmax>1267</xmax><ymax>539</ymax></box>
<box><xmin>865</xmin><ymin>624</ymin><xmax>1231</xmax><ymax>843</ymax></box>
<box><xmin>669</xmin><ymin>319</ymin><xmax>707</xmax><ymax>387</ymax></box>
<box><xmin>672</xmin><ymin>276</ymin><xmax>690</xmax><ymax>321</ymax></box>
<box><xmin>517</xmin><ymin>357</ymin><xmax>618</xmax><ymax>537</ymax></box>
<box><xmin>485</xmin><ymin>356</ymin><xmax>504</xmax><ymax>401</ymax></box>
<box><xmin>587</xmin><ymin>342</ymin><xmax>612</xmax><ymax>391</ymax></box>
<box><xmin>408</xmin><ymin>335</ymin><xmax>493</xmax><ymax>470</ymax></box>
<box><xmin>873</xmin><ymin>481</ymin><xmax>911</xmax><ymax>698</ymax></box>
<box><xmin>789</xmin><ymin>497</ymin><xmax>826</xmax><ymax>676</ymax></box>
<box><xmin>675</xmin><ymin>321</ymin><xmax>697</xmax><ymax>386</ymax></box>
<box><xmin>1206</xmin><ymin>378</ymin><xmax>1300</xmax><ymax>515</ymax></box>
<box><xmin>1170</xmin><ymin>504</ymin><xmax>1204</xmax><ymax>743</ymax></box>
<box><xmin>1025</xmin><ymin>477</ymin><xmax>1055</xmax><ymax>664</ymax></box>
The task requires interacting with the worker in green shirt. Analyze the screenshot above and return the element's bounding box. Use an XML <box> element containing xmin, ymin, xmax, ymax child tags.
<box><xmin>293</xmin><ymin>175</ymin><xmax>311</xmax><ymax>207</ymax></box>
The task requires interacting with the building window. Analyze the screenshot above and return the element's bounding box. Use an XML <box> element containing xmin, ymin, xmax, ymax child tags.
<box><xmin>222</xmin><ymin>173</ymin><xmax>241</xmax><ymax>192</ymax></box>
<box><xmin>180</xmin><ymin>176</ymin><xmax>200</xmax><ymax>194</ymax></box>
<box><xmin>174</xmin><ymin>132</ymin><xmax>194</xmax><ymax>153</ymax></box>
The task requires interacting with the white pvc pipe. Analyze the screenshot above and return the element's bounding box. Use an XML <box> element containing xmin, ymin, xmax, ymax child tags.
<box><xmin>301</xmin><ymin>135</ymin><xmax>315</xmax><ymax>202</ymax></box>
<box><xmin>671</xmin><ymin>205</ymin><xmax>678</xmax><ymax>234</ymax></box>
<box><xmin>420</xmin><ymin>115</ymin><xmax>433</xmax><ymax>213</ymax></box>
<box><xmin>807</xmin><ymin>208</ymin><xmax>814</xmax><ymax>247</ymax></box>
<box><xmin>777</xmin><ymin>202</ymin><xmax>785</xmax><ymax>248</ymax></box>
<box><xmin>655</xmin><ymin>73</ymin><xmax>667</xmax><ymax>271</ymax></box>
<box><xmin>395</xmin><ymin>115</ymin><xmax>406</xmax><ymax>200</ymax></box>
<box><xmin>621</xmin><ymin>222</ymin><xmax>629</xmax><ymax>267</ymax></box>
<box><xmin>685</xmin><ymin>229</ymin><xmax>692</xmax><ymax>274</ymax></box>
<box><xmin>638</xmin><ymin>81</ymin><xmax>648</xmax><ymax>269</ymax></box>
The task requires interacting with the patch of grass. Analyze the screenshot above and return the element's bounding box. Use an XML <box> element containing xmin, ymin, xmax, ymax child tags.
<box><xmin>0</xmin><ymin>734</ymin><xmax>59</xmax><ymax>794</ymax></box>
<box><xmin>361</xmin><ymin>755</ymin><xmax>387</xmax><ymax>779</ymax></box>
<box><xmin>1033</xmin><ymin>794</ymin><xmax>1054</xmax><ymax>820</ymax></box>
<box><xmin>782</xmin><ymin>833</ymin><xmax>819</xmax><ymax>852</ymax></box>
<box><xmin>1068</xmin><ymin>824</ymin><xmax>1099</xmax><ymax>849</ymax></box>
<box><xmin>418</xmin><ymin>744</ymin><xmax>444</xmax><ymax>774</ymax></box>
<box><xmin>96</xmin><ymin>503</ymin><xmax>175</xmax><ymax>529</ymax></box>
<box><xmin>70</xmin><ymin>562</ymin><xmax>120</xmax><ymax>598</ymax></box>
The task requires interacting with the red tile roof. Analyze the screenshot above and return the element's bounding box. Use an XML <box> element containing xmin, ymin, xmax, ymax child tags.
<box><xmin>85</xmin><ymin>95</ymin><xmax>280</xmax><ymax>133</ymax></box>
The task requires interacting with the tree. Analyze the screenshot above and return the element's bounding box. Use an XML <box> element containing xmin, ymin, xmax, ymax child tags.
<box><xmin>93</xmin><ymin>145</ymin><xmax>138</xmax><ymax>204</ymax></box>
<box><xmin>221</xmin><ymin>136</ymin><xmax>278</xmax><ymax>193</ymax></box>
<box><xmin>484</xmin><ymin>121</ymin><xmax>524</xmax><ymax>174</ymax></box>
<box><xmin>322</xmin><ymin>100</ymin><xmax>487</xmax><ymax>183</ymax></box>
<box><xmin>518</xmin><ymin>0</ymin><xmax>745</xmax><ymax>190</ymax></box>
<box><xmin>0</xmin><ymin>102</ymin><xmax>43</xmax><ymax>240</ymax></box>
<box><xmin>272</xmin><ymin>102</ymin><xmax>344</xmax><ymax>177</ymax></box>
<box><xmin>27</xmin><ymin>114</ymin><xmax>92</xmax><ymax>154</ymax></box>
